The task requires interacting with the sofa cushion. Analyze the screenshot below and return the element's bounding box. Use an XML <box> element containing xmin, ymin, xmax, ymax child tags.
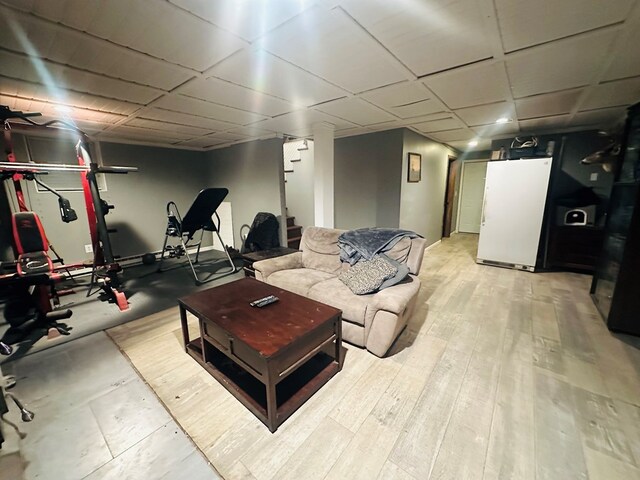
<box><xmin>301</xmin><ymin>227</ymin><xmax>344</xmax><ymax>275</ymax></box>
<box><xmin>338</xmin><ymin>256</ymin><xmax>397</xmax><ymax>295</ymax></box>
<box><xmin>308</xmin><ymin>277</ymin><xmax>371</xmax><ymax>326</ymax></box>
<box><xmin>267</xmin><ymin>268</ymin><xmax>335</xmax><ymax>297</ymax></box>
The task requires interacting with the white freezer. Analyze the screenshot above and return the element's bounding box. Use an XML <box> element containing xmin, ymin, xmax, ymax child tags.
<box><xmin>477</xmin><ymin>157</ymin><xmax>552</xmax><ymax>272</ymax></box>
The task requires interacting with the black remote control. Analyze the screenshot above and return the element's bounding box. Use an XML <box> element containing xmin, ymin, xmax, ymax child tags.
<box><xmin>250</xmin><ymin>295</ymin><xmax>279</xmax><ymax>307</ymax></box>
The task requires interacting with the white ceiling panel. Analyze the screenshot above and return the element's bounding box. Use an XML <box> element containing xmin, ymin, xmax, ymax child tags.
<box><xmin>573</xmin><ymin>107</ymin><xmax>627</xmax><ymax>128</ymax></box>
<box><xmin>314</xmin><ymin>98</ymin><xmax>396</xmax><ymax>126</ymax></box>
<box><xmin>124</xmin><ymin>118</ymin><xmax>210</xmax><ymax>137</ymax></box>
<box><xmin>496</xmin><ymin>0</ymin><xmax>634</xmax><ymax>52</ymax></box>
<box><xmin>580</xmin><ymin>77</ymin><xmax>640</xmax><ymax>111</ymax></box>
<box><xmin>0</xmin><ymin>51</ymin><xmax>162</xmax><ymax>105</ymax></box>
<box><xmin>172</xmin><ymin>136</ymin><xmax>229</xmax><ymax>148</ymax></box>
<box><xmin>603</xmin><ymin>25</ymin><xmax>640</xmax><ymax>81</ymax></box>
<box><xmin>339</xmin><ymin>0</ymin><xmax>493</xmax><ymax>76</ymax></box>
<box><xmin>428</xmin><ymin>129</ymin><xmax>477</xmax><ymax>143</ymax></box>
<box><xmin>413</xmin><ymin>117</ymin><xmax>465</xmax><ymax>133</ymax></box>
<box><xmin>225</xmin><ymin>126</ymin><xmax>275</xmax><ymax>139</ymax></box>
<box><xmin>448</xmin><ymin>138</ymin><xmax>492</xmax><ymax>151</ymax></box>
<box><xmin>519</xmin><ymin>115</ymin><xmax>570</xmax><ymax>132</ymax></box>
<box><xmin>252</xmin><ymin>110</ymin><xmax>356</xmax><ymax>137</ymax></box>
<box><xmin>5</xmin><ymin>0</ymin><xmax>245</xmax><ymax>71</ymax></box>
<box><xmin>153</xmin><ymin>95</ymin><xmax>267</xmax><ymax>125</ymax></box>
<box><xmin>424</xmin><ymin>62</ymin><xmax>512</xmax><ymax>109</ymax></box>
<box><xmin>472</xmin><ymin>123</ymin><xmax>518</xmax><ymax>138</ymax></box>
<box><xmin>259</xmin><ymin>6</ymin><xmax>405</xmax><ymax>93</ymax></box>
<box><xmin>209</xmin><ymin>49</ymin><xmax>347</xmax><ymax>107</ymax></box>
<box><xmin>455</xmin><ymin>102</ymin><xmax>516</xmax><ymax>126</ymax></box>
<box><xmin>0</xmin><ymin>78</ymin><xmax>141</xmax><ymax>116</ymax></box>
<box><xmin>140</xmin><ymin>108</ymin><xmax>236</xmax><ymax>132</ymax></box>
<box><xmin>179</xmin><ymin>77</ymin><xmax>295</xmax><ymax>116</ymax></box>
<box><xmin>168</xmin><ymin>0</ymin><xmax>311</xmax><ymax>42</ymax></box>
<box><xmin>506</xmin><ymin>30</ymin><xmax>619</xmax><ymax>98</ymax></box>
<box><xmin>360</xmin><ymin>81</ymin><xmax>446</xmax><ymax>118</ymax></box>
<box><xmin>515</xmin><ymin>89</ymin><xmax>584</xmax><ymax>120</ymax></box>
<box><xmin>335</xmin><ymin>126</ymin><xmax>375</xmax><ymax>138</ymax></box>
<box><xmin>0</xmin><ymin>8</ymin><xmax>193</xmax><ymax>90</ymax></box>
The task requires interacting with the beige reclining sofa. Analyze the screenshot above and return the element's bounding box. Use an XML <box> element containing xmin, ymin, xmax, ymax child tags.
<box><xmin>253</xmin><ymin>227</ymin><xmax>426</xmax><ymax>357</ymax></box>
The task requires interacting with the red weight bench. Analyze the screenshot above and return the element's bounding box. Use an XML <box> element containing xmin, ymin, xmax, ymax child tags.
<box><xmin>5</xmin><ymin>212</ymin><xmax>71</xmax><ymax>339</ymax></box>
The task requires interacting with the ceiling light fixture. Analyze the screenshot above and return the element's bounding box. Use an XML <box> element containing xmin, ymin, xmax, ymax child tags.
<box><xmin>495</xmin><ymin>117</ymin><xmax>511</xmax><ymax>124</ymax></box>
<box><xmin>468</xmin><ymin>140</ymin><xmax>478</xmax><ymax>147</ymax></box>
<box><xmin>54</xmin><ymin>105</ymin><xmax>72</xmax><ymax>114</ymax></box>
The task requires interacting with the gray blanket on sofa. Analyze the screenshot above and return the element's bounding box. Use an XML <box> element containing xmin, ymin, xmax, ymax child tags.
<box><xmin>338</xmin><ymin>228</ymin><xmax>420</xmax><ymax>265</ymax></box>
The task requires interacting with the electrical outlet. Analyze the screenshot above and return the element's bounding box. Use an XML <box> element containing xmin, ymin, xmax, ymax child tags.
<box><xmin>590</xmin><ymin>172</ymin><xmax>599</xmax><ymax>181</ymax></box>
<box><xmin>84</xmin><ymin>244</ymin><xmax>93</xmax><ymax>253</ymax></box>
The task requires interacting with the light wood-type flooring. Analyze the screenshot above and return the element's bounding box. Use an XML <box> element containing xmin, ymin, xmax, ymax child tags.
<box><xmin>108</xmin><ymin>234</ymin><xmax>640</xmax><ymax>480</ymax></box>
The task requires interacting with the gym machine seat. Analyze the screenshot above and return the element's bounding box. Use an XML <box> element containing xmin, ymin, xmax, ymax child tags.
<box><xmin>158</xmin><ymin>188</ymin><xmax>237</xmax><ymax>285</ymax></box>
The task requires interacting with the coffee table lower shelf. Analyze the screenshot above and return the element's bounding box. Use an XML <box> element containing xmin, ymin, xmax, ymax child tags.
<box><xmin>186</xmin><ymin>339</ymin><xmax>340</xmax><ymax>431</ymax></box>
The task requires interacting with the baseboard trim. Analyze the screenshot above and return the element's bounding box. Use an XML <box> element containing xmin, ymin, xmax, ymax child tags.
<box><xmin>425</xmin><ymin>239</ymin><xmax>442</xmax><ymax>252</ymax></box>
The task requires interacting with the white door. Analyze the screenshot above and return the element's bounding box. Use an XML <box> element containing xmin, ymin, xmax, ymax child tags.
<box><xmin>458</xmin><ymin>161</ymin><xmax>487</xmax><ymax>233</ymax></box>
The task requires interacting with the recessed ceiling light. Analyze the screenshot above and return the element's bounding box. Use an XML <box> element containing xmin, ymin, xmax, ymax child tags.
<box><xmin>495</xmin><ymin>117</ymin><xmax>511</xmax><ymax>124</ymax></box>
<box><xmin>468</xmin><ymin>140</ymin><xmax>478</xmax><ymax>147</ymax></box>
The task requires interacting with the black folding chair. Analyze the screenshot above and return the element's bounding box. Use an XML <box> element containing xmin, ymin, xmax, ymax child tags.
<box><xmin>157</xmin><ymin>188</ymin><xmax>237</xmax><ymax>284</ymax></box>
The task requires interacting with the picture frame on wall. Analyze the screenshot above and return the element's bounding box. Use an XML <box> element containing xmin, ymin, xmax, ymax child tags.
<box><xmin>408</xmin><ymin>152</ymin><xmax>421</xmax><ymax>182</ymax></box>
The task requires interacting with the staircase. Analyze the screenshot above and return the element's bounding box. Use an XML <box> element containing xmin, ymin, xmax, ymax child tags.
<box><xmin>286</xmin><ymin>215</ymin><xmax>302</xmax><ymax>249</ymax></box>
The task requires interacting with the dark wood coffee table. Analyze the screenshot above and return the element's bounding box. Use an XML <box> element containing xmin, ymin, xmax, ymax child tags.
<box><xmin>178</xmin><ymin>277</ymin><xmax>342</xmax><ymax>432</ymax></box>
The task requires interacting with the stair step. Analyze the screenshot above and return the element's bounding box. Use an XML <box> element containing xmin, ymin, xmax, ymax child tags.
<box><xmin>287</xmin><ymin>236</ymin><xmax>301</xmax><ymax>249</ymax></box>
<box><xmin>287</xmin><ymin>225</ymin><xmax>302</xmax><ymax>239</ymax></box>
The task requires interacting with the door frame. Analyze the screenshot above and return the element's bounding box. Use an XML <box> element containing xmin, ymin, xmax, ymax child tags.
<box><xmin>442</xmin><ymin>155</ymin><xmax>458</xmax><ymax>238</ymax></box>
<box><xmin>455</xmin><ymin>159</ymin><xmax>490</xmax><ymax>233</ymax></box>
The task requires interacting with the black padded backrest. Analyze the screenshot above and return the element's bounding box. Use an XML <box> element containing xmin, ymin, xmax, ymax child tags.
<box><xmin>180</xmin><ymin>188</ymin><xmax>229</xmax><ymax>236</ymax></box>
<box><xmin>12</xmin><ymin>212</ymin><xmax>48</xmax><ymax>254</ymax></box>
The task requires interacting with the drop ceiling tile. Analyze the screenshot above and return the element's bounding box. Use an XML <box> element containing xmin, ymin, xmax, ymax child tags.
<box><xmin>581</xmin><ymin>77</ymin><xmax>640</xmax><ymax>110</ymax></box>
<box><xmin>314</xmin><ymin>98</ymin><xmax>396</xmax><ymax>126</ymax></box>
<box><xmin>259</xmin><ymin>6</ymin><xmax>406</xmax><ymax>93</ymax></box>
<box><xmin>572</xmin><ymin>107</ymin><xmax>627</xmax><ymax>128</ymax></box>
<box><xmin>140</xmin><ymin>108</ymin><xmax>236</xmax><ymax>131</ymax></box>
<box><xmin>179</xmin><ymin>77</ymin><xmax>295</xmax><ymax>116</ymax></box>
<box><xmin>205</xmin><ymin>131</ymin><xmax>246</xmax><ymax>142</ymax></box>
<box><xmin>496</xmin><ymin>0</ymin><xmax>634</xmax><ymax>52</ymax></box>
<box><xmin>603</xmin><ymin>26</ymin><xmax>640</xmax><ymax>81</ymax></box>
<box><xmin>360</xmin><ymin>81</ymin><xmax>446</xmax><ymax>118</ymax></box>
<box><xmin>339</xmin><ymin>0</ymin><xmax>493</xmax><ymax>76</ymax></box>
<box><xmin>0</xmin><ymin>78</ymin><xmax>140</xmax><ymax>116</ymax></box>
<box><xmin>515</xmin><ymin>89</ymin><xmax>583</xmax><ymax>119</ymax></box>
<box><xmin>124</xmin><ymin>118</ymin><xmax>210</xmax><ymax>137</ymax></box>
<box><xmin>0</xmin><ymin>10</ymin><xmax>193</xmax><ymax>90</ymax></box>
<box><xmin>455</xmin><ymin>102</ymin><xmax>516</xmax><ymax>126</ymax></box>
<box><xmin>153</xmin><ymin>95</ymin><xmax>267</xmax><ymax>125</ymax></box>
<box><xmin>172</xmin><ymin>136</ymin><xmax>228</xmax><ymax>148</ymax></box>
<box><xmin>8</xmin><ymin>0</ymin><xmax>245</xmax><ymax>71</ymax></box>
<box><xmin>472</xmin><ymin>123</ymin><xmax>518</xmax><ymax>137</ymax></box>
<box><xmin>413</xmin><ymin>117</ymin><xmax>465</xmax><ymax>133</ymax></box>
<box><xmin>519</xmin><ymin>115</ymin><xmax>570</xmax><ymax>132</ymax></box>
<box><xmin>0</xmin><ymin>51</ymin><xmax>162</xmax><ymax>105</ymax></box>
<box><xmin>424</xmin><ymin>62</ymin><xmax>512</xmax><ymax>109</ymax></box>
<box><xmin>252</xmin><ymin>110</ymin><xmax>356</xmax><ymax>138</ymax></box>
<box><xmin>448</xmin><ymin>138</ymin><xmax>492</xmax><ymax>151</ymax></box>
<box><xmin>168</xmin><ymin>0</ymin><xmax>310</xmax><ymax>41</ymax></box>
<box><xmin>429</xmin><ymin>129</ymin><xmax>477</xmax><ymax>143</ymax></box>
<box><xmin>506</xmin><ymin>29</ymin><xmax>618</xmax><ymax>98</ymax></box>
<box><xmin>335</xmin><ymin>126</ymin><xmax>375</xmax><ymax>138</ymax></box>
<box><xmin>209</xmin><ymin>49</ymin><xmax>347</xmax><ymax>107</ymax></box>
<box><xmin>225</xmin><ymin>126</ymin><xmax>274</xmax><ymax>138</ymax></box>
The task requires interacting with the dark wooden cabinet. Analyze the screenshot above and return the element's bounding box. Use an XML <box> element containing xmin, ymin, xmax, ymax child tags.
<box><xmin>591</xmin><ymin>103</ymin><xmax>640</xmax><ymax>335</ymax></box>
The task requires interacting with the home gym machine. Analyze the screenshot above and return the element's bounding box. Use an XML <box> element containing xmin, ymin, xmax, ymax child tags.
<box><xmin>1</xmin><ymin>105</ymin><xmax>136</xmax><ymax>312</ymax></box>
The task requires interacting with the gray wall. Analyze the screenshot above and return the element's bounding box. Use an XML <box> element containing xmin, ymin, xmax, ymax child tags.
<box><xmin>5</xmin><ymin>133</ymin><xmax>211</xmax><ymax>262</ymax></box>
<box><xmin>400</xmin><ymin>129</ymin><xmax>457</xmax><ymax>246</ymax></box>
<box><xmin>205</xmin><ymin>138</ymin><xmax>286</xmax><ymax>249</ymax></box>
<box><xmin>284</xmin><ymin>140</ymin><xmax>315</xmax><ymax>229</ymax></box>
<box><xmin>334</xmin><ymin>129</ymin><xmax>403</xmax><ymax>230</ymax></box>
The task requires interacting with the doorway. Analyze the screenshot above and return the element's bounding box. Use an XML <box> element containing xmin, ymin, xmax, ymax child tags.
<box><xmin>442</xmin><ymin>156</ymin><xmax>459</xmax><ymax>237</ymax></box>
<box><xmin>457</xmin><ymin>160</ymin><xmax>488</xmax><ymax>234</ymax></box>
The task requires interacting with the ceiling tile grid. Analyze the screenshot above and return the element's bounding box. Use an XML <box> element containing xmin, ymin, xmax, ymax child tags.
<box><xmin>0</xmin><ymin>0</ymin><xmax>639</xmax><ymax>150</ymax></box>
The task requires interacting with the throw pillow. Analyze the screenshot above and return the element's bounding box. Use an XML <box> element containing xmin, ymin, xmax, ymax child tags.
<box><xmin>339</xmin><ymin>255</ymin><xmax>398</xmax><ymax>295</ymax></box>
<box><xmin>378</xmin><ymin>254</ymin><xmax>410</xmax><ymax>290</ymax></box>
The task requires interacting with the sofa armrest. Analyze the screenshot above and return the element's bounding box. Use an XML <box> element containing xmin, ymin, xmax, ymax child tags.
<box><xmin>253</xmin><ymin>252</ymin><xmax>303</xmax><ymax>282</ymax></box>
<box><xmin>370</xmin><ymin>275</ymin><xmax>421</xmax><ymax>316</ymax></box>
